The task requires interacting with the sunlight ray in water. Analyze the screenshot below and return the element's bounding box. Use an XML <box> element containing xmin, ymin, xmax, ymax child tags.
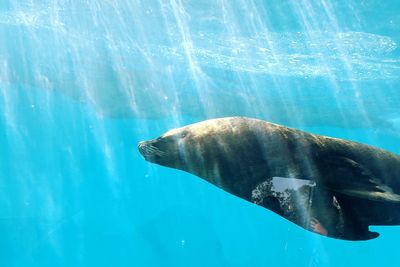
<box><xmin>289</xmin><ymin>0</ymin><xmax>371</xmax><ymax>131</ymax></box>
<box><xmin>0</xmin><ymin>1</ymin><xmax>399</xmax><ymax>129</ymax></box>
<box><xmin>318</xmin><ymin>0</ymin><xmax>373</xmax><ymax>131</ymax></box>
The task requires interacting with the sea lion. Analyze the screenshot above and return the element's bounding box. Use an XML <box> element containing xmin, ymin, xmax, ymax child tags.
<box><xmin>138</xmin><ymin>117</ymin><xmax>400</xmax><ymax>241</ymax></box>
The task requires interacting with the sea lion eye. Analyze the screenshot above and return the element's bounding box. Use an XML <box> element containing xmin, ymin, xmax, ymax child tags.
<box><xmin>180</xmin><ymin>132</ymin><xmax>187</xmax><ymax>138</ymax></box>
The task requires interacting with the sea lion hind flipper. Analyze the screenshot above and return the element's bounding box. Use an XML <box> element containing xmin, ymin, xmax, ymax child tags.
<box><xmin>323</xmin><ymin>157</ymin><xmax>400</xmax><ymax>203</ymax></box>
<box><xmin>342</xmin><ymin>227</ymin><xmax>380</xmax><ymax>241</ymax></box>
<box><xmin>333</xmin><ymin>194</ymin><xmax>381</xmax><ymax>241</ymax></box>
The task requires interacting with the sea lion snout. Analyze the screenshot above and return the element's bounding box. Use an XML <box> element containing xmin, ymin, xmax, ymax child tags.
<box><xmin>138</xmin><ymin>140</ymin><xmax>156</xmax><ymax>159</ymax></box>
<box><xmin>137</xmin><ymin>141</ymin><xmax>150</xmax><ymax>158</ymax></box>
<box><xmin>137</xmin><ymin>141</ymin><xmax>148</xmax><ymax>154</ymax></box>
<box><xmin>138</xmin><ymin>141</ymin><xmax>146</xmax><ymax>148</ymax></box>
<box><xmin>138</xmin><ymin>139</ymin><xmax>168</xmax><ymax>162</ymax></box>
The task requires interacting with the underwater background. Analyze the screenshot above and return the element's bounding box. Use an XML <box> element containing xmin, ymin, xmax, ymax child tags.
<box><xmin>1</xmin><ymin>0</ymin><xmax>400</xmax><ymax>266</ymax></box>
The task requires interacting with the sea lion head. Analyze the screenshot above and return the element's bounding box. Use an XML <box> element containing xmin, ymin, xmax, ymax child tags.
<box><xmin>138</xmin><ymin>117</ymin><xmax>272</xmax><ymax>192</ymax></box>
<box><xmin>137</xmin><ymin>126</ymin><xmax>191</xmax><ymax>170</ymax></box>
<box><xmin>138</xmin><ymin>119</ymin><xmax>228</xmax><ymax>173</ymax></box>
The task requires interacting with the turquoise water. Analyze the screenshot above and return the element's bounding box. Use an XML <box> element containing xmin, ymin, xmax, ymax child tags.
<box><xmin>1</xmin><ymin>1</ymin><xmax>400</xmax><ymax>266</ymax></box>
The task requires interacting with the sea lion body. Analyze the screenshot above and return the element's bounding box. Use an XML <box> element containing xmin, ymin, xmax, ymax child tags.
<box><xmin>138</xmin><ymin>117</ymin><xmax>400</xmax><ymax>240</ymax></box>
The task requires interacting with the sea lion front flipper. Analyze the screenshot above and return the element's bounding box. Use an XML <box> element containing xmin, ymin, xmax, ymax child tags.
<box><xmin>322</xmin><ymin>157</ymin><xmax>400</xmax><ymax>203</ymax></box>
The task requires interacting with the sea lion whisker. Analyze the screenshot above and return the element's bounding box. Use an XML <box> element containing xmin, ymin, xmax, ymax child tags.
<box><xmin>143</xmin><ymin>145</ymin><xmax>167</xmax><ymax>157</ymax></box>
<box><xmin>148</xmin><ymin>146</ymin><xmax>163</xmax><ymax>154</ymax></box>
<box><xmin>145</xmin><ymin>146</ymin><xmax>156</xmax><ymax>153</ymax></box>
<box><xmin>152</xmin><ymin>149</ymin><xmax>167</xmax><ymax>157</ymax></box>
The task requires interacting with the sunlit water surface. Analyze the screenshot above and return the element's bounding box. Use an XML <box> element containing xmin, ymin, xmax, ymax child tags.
<box><xmin>1</xmin><ymin>1</ymin><xmax>400</xmax><ymax>266</ymax></box>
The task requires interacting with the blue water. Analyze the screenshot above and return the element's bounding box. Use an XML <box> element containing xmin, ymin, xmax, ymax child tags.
<box><xmin>1</xmin><ymin>1</ymin><xmax>400</xmax><ymax>266</ymax></box>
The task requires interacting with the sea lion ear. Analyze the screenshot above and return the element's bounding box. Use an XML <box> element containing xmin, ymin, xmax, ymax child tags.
<box><xmin>322</xmin><ymin>157</ymin><xmax>400</xmax><ymax>203</ymax></box>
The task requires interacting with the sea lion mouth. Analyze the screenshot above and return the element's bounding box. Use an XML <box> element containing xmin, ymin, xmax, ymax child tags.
<box><xmin>138</xmin><ymin>141</ymin><xmax>167</xmax><ymax>161</ymax></box>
